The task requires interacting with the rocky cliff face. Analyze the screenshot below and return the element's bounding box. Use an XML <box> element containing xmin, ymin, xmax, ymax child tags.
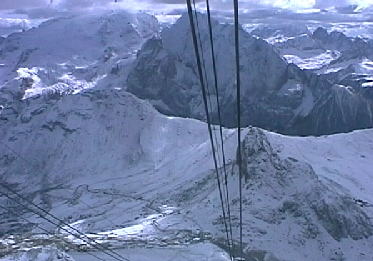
<box><xmin>128</xmin><ymin>14</ymin><xmax>291</xmax><ymax>129</ymax></box>
<box><xmin>264</xmin><ymin>25</ymin><xmax>373</xmax><ymax>99</ymax></box>
<box><xmin>240</xmin><ymin>128</ymin><xmax>372</xmax><ymax>242</ymax></box>
<box><xmin>312</xmin><ymin>27</ymin><xmax>373</xmax><ymax>61</ymax></box>
<box><xmin>127</xmin><ymin>14</ymin><xmax>373</xmax><ymax>136</ymax></box>
<box><xmin>171</xmin><ymin>127</ymin><xmax>373</xmax><ymax>261</ymax></box>
<box><xmin>310</xmin><ymin>28</ymin><xmax>373</xmax><ymax>100</ymax></box>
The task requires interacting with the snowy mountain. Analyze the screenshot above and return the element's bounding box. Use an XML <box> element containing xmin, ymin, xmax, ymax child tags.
<box><xmin>1</xmin><ymin>7</ymin><xmax>373</xmax><ymax>261</ymax></box>
<box><xmin>1</xmin><ymin>86</ymin><xmax>373</xmax><ymax>261</ymax></box>
<box><xmin>256</xmin><ymin>24</ymin><xmax>373</xmax><ymax>89</ymax></box>
<box><xmin>127</xmin><ymin>14</ymin><xmax>373</xmax><ymax>136</ymax></box>
<box><xmin>0</xmin><ymin>11</ymin><xmax>159</xmax><ymax>105</ymax></box>
<box><xmin>2</xmin><ymin>12</ymin><xmax>373</xmax><ymax>136</ymax></box>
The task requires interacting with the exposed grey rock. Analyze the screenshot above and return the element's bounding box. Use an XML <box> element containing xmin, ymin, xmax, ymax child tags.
<box><xmin>312</xmin><ymin>27</ymin><xmax>373</xmax><ymax>60</ymax></box>
<box><xmin>240</xmin><ymin>128</ymin><xmax>373</xmax><ymax>241</ymax></box>
<box><xmin>127</xmin><ymin>14</ymin><xmax>373</xmax><ymax>136</ymax></box>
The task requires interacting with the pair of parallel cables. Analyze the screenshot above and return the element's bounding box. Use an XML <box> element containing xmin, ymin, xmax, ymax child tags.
<box><xmin>185</xmin><ymin>0</ymin><xmax>243</xmax><ymax>259</ymax></box>
<box><xmin>1</xmin><ymin>1</ymin><xmax>244</xmax><ymax>259</ymax></box>
<box><xmin>0</xmin><ymin>140</ymin><xmax>131</xmax><ymax>261</ymax></box>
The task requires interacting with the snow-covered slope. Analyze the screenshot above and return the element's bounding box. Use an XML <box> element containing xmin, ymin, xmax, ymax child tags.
<box><xmin>0</xmin><ymin>11</ymin><xmax>159</xmax><ymax>104</ymax></box>
<box><xmin>0</xmin><ymin>16</ymin><xmax>46</xmax><ymax>37</ymax></box>
<box><xmin>1</xmin><ymin>87</ymin><xmax>372</xmax><ymax>261</ymax></box>
<box><xmin>0</xmin><ymin>247</ymin><xmax>73</xmax><ymax>261</ymax></box>
<box><xmin>267</xmin><ymin>129</ymin><xmax>373</xmax><ymax>204</ymax></box>
<box><xmin>0</xmin><ymin>243</ymin><xmax>230</xmax><ymax>261</ymax></box>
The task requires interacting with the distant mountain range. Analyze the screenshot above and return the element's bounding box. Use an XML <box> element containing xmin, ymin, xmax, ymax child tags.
<box><xmin>127</xmin><ymin>14</ymin><xmax>373</xmax><ymax>135</ymax></box>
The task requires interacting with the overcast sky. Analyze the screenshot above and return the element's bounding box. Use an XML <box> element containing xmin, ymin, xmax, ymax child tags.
<box><xmin>0</xmin><ymin>0</ymin><xmax>371</xmax><ymax>10</ymax></box>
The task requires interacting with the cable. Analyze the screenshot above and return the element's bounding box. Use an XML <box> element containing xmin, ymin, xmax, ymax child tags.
<box><xmin>0</xmin><ymin>205</ymin><xmax>106</xmax><ymax>261</ymax></box>
<box><xmin>233</xmin><ymin>0</ymin><xmax>244</xmax><ymax>257</ymax></box>
<box><xmin>0</xmin><ymin>190</ymin><xmax>127</xmax><ymax>261</ymax></box>
<box><xmin>193</xmin><ymin>1</ymin><xmax>234</xmax><ymax>254</ymax></box>
<box><xmin>1</xmin><ymin>141</ymin><xmax>126</xmax><ymax>248</ymax></box>
<box><xmin>192</xmin><ymin>0</ymin><xmax>230</xmax><ymax>244</ymax></box>
<box><xmin>185</xmin><ymin>1</ymin><xmax>233</xmax><ymax>259</ymax></box>
<box><xmin>193</xmin><ymin>0</ymin><xmax>233</xmax><ymax>252</ymax></box>
<box><xmin>0</xmin><ymin>184</ymin><xmax>130</xmax><ymax>261</ymax></box>
<box><xmin>205</xmin><ymin>0</ymin><xmax>234</xmax><ymax>250</ymax></box>
<box><xmin>192</xmin><ymin>0</ymin><xmax>220</xmax><ymax>152</ymax></box>
<box><xmin>190</xmin><ymin>2</ymin><xmax>234</xmax><ymax>258</ymax></box>
<box><xmin>0</xmin><ymin>141</ymin><xmax>130</xmax><ymax>261</ymax></box>
<box><xmin>191</xmin><ymin>1</ymin><xmax>229</xmax><ymax>228</ymax></box>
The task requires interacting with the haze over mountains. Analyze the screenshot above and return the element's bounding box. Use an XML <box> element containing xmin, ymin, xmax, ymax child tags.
<box><xmin>0</xmin><ymin>3</ymin><xmax>373</xmax><ymax>261</ymax></box>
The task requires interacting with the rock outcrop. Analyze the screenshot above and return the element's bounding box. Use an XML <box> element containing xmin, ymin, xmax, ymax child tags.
<box><xmin>241</xmin><ymin>128</ymin><xmax>372</xmax><ymax>241</ymax></box>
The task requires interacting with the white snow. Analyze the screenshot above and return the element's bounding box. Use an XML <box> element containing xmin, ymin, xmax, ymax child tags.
<box><xmin>265</xmin><ymin>34</ymin><xmax>297</xmax><ymax>45</ymax></box>
<box><xmin>283</xmin><ymin>50</ymin><xmax>341</xmax><ymax>70</ymax></box>
<box><xmin>0</xmin><ymin>247</ymin><xmax>74</xmax><ymax>261</ymax></box>
<box><xmin>1</xmin><ymin>8</ymin><xmax>373</xmax><ymax>261</ymax></box>
<box><xmin>0</xmin><ymin>17</ymin><xmax>46</xmax><ymax>37</ymax></box>
<box><xmin>267</xmin><ymin>129</ymin><xmax>373</xmax><ymax>204</ymax></box>
<box><xmin>360</xmin><ymin>58</ymin><xmax>373</xmax><ymax>73</ymax></box>
<box><xmin>1</xmin><ymin>87</ymin><xmax>373</xmax><ymax>260</ymax></box>
<box><xmin>71</xmin><ymin>243</ymin><xmax>230</xmax><ymax>261</ymax></box>
<box><xmin>328</xmin><ymin>21</ymin><xmax>373</xmax><ymax>39</ymax></box>
<box><xmin>0</xmin><ymin>11</ymin><xmax>159</xmax><ymax>98</ymax></box>
<box><xmin>155</xmin><ymin>14</ymin><xmax>182</xmax><ymax>25</ymax></box>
